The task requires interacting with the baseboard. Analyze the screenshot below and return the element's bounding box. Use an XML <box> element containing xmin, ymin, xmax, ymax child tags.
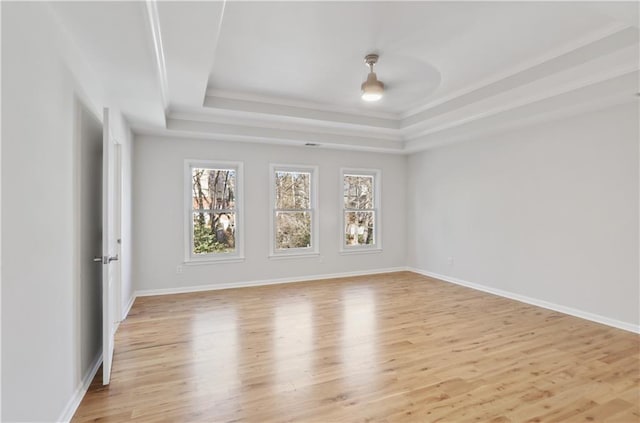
<box><xmin>135</xmin><ymin>267</ymin><xmax>408</xmax><ymax>297</ymax></box>
<box><xmin>57</xmin><ymin>351</ymin><xmax>102</xmax><ymax>423</ymax></box>
<box><xmin>408</xmin><ymin>268</ymin><xmax>640</xmax><ymax>334</ymax></box>
<box><xmin>122</xmin><ymin>294</ymin><xmax>135</xmax><ymax>320</ymax></box>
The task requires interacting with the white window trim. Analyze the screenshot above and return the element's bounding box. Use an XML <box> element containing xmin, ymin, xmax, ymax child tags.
<box><xmin>269</xmin><ymin>164</ymin><xmax>319</xmax><ymax>258</ymax></box>
<box><xmin>184</xmin><ymin>159</ymin><xmax>245</xmax><ymax>264</ymax></box>
<box><xmin>339</xmin><ymin>168</ymin><xmax>382</xmax><ymax>254</ymax></box>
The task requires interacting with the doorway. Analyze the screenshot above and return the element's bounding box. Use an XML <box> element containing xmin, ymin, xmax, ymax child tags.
<box><xmin>75</xmin><ymin>100</ymin><xmax>104</xmax><ymax>379</ymax></box>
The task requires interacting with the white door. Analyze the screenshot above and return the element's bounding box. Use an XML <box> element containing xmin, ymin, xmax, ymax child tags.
<box><xmin>101</xmin><ymin>107</ymin><xmax>119</xmax><ymax>385</ymax></box>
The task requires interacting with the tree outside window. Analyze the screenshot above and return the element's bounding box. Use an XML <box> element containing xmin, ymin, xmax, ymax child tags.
<box><xmin>342</xmin><ymin>170</ymin><xmax>380</xmax><ymax>249</ymax></box>
<box><xmin>186</xmin><ymin>160</ymin><xmax>243</xmax><ymax>262</ymax></box>
<box><xmin>271</xmin><ymin>165</ymin><xmax>318</xmax><ymax>256</ymax></box>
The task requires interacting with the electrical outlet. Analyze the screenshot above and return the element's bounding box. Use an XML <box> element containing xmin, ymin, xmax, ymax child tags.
<box><xmin>447</xmin><ymin>256</ymin><xmax>454</xmax><ymax>266</ymax></box>
<box><xmin>176</xmin><ymin>265</ymin><xmax>183</xmax><ymax>274</ymax></box>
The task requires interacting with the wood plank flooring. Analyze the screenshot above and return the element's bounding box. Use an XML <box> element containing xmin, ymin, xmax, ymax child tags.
<box><xmin>72</xmin><ymin>271</ymin><xmax>639</xmax><ymax>422</ymax></box>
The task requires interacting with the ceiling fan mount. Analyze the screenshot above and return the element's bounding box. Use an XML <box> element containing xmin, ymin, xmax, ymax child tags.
<box><xmin>364</xmin><ymin>54</ymin><xmax>379</xmax><ymax>68</ymax></box>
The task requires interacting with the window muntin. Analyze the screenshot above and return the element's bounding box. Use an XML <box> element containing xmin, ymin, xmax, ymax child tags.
<box><xmin>342</xmin><ymin>170</ymin><xmax>380</xmax><ymax>249</ymax></box>
<box><xmin>271</xmin><ymin>165</ymin><xmax>318</xmax><ymax>256</ymax></box>
<box><xmin>187</xmin><ymin>161</ymin><xmax>243</xmax><ymax>261</ymax></box>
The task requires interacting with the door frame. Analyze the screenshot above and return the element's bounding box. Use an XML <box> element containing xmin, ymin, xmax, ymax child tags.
<box><xmin>101</xmin><ymin>107</ymin><xmax>121</xmax><ymax>385</ymax></box>
<box><xmin>113</xmin><ymin>143</ymin><xmax>123</xmax><ymax>324</ymax></box>
<box><xmin>72</xmin><ymin>98</ymin><xmax>105</xmax><ymax>386</ymax></box>
<box><xmin>73</xmin><ymin>100</ymin><xmax>123</xmax><ymax>386</ymax></box>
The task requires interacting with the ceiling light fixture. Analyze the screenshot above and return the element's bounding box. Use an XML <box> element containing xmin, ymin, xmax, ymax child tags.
<box><xmin>361</xmin><ymin>54</ymin><xmax>384</xmax><ymax>102</ymax></box>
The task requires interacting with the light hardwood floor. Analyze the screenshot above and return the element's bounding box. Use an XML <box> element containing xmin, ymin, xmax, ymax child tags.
<box><xmin>72</xmin><ymin>271</ymin><xmax>639</xmax><ymax>422</ymax></box>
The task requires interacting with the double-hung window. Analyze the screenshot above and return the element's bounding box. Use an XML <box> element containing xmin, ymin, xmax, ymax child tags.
<box><xmin>186</xmin><ymin>160</ymin><xmax>244</xmax><ymax>262</ymax></box>
<box><xmin>341</xmin><ymin>169</ymin><xmax>381</xmax><ymax>252</ymax></box>
<box><xmin>270</xmin><ymin>164</ymin><xmax>319</xmax><ymax>257</ymax></box>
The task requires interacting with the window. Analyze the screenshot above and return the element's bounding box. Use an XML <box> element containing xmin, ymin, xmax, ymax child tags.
<box><xmin>342</xmin><ymin>169</ymin><xmax>381</xmax><ymax>252</ymax></box>
<box><xmin>270</xmin><ymin>165</ymin><xmax>319</xmax><ymax>257</ymax></box>
<box><xmin>185</xmin><ymin>160</ymin><xmax>243</xmax><ymax>262</ymax></box>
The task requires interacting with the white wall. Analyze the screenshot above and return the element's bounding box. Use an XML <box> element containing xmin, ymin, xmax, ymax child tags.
<box><xmin>407</xmin><ymin>102</ymin><xmax>639</xmax><ymax>329</ymax></box>
<box><xmin>1</xmin><ymin>3</ymin><xmax>134</xmax><ymax>421</ymax></box>
<box><xmin>133</xmin><ymin>136</ymin><xmax>407</xmax><ymax>292</ymax></box>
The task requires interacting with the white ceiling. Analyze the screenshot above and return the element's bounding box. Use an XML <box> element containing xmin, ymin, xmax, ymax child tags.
<box><xmin>49</xmin><ymin>1</ymin><xmax>639</xmax><ymax>153</ymax></box>
<box><xmin>209</xmin><ymin>1</ymin><xmax>619</xmax><ymax>114</ymax></box>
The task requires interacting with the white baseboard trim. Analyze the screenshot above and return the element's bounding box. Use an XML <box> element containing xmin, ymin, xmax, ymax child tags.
<box><xmin>122</xmin><ymin>294</ymin><xmax>136</xmax><ymax>320</ymax></box>
<box><xmin>135</xmin><ymin>267</ymin><xmax>408</xmax><ymax>297</ymax></box>
<box><xmin>57</xmin><ymin>351</ymin><xmax>102</xmax><ymax>423</ymax></box>
<box><xmin>408</xmin><ymin>268</ymin><xmax>640</xmax><ymax>334</ymax></box>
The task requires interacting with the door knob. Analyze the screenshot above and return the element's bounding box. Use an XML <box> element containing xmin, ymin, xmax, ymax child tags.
<box><xmin>94</xmin><ymin>256</ymin><xmax>118</xmax><ymax>263</ymax></box>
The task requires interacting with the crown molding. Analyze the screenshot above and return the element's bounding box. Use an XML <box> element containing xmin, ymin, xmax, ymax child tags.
<box><xmin>404</xmin><ymin>78</ymin><xmax>637</xmax><ymax>153</ymax></box>
<box><xmin>170</xmin><ymin>109</ymin><xmax>401</xmax><ymax>141</ymax></box>
<box><xmin>403</xmin><ymin>65</ymin><xmax>639</xmax><ymax>141</ymax></box>
<box><xmin>405</xmin><ymin>95</ymin><xmax>635</xmax><ymax>154</ymax></box>
<box><xmin>205</xmin><ymin>88</ymin><xmax>400</xmax><ymax>121</ymax></box>
<box><xmin>145</xmin><ymin>0</ymin><xmax>169</xmax><ymax>116</ymax></box>
<box><xmin>200</xmin><ymin>1</ymin><xmax>227</xmax><ymax>106</ymax></box>
<box><xmin>163</xmin><ymin>117</ymin><xmax>405</xmax><ymax>153</ymax></box>
<box><xmin>401</xmin><ymin>25</ymin><xmax>638</xmax><ymax>130</ymax></box>
<box><xmin>153</xmin><ymin>69</ymin><xmax>637</xmax><ymax>155</ymax></box>
<box><xmin>133</xmin><ymin>124</ymin><xmax>406</xmax><ymax>154</ymax></box>
<box><xmin>401</xmin><ymin>22</ymin><xmax>634</xmax><ymax>120</ymax></box>
<box><xmin>203</xmin><ymin>94</ymin><xmax>400</xmax><ymax>130</ymax></box>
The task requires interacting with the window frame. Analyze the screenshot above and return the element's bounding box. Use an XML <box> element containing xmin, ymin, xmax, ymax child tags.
<box><xmin>269</xmin><ymin>163</ymin><xmax>320</xmax><ymax>259</ymax></box>
<box><xmin>184</xmin><ymin>159</ymin><xmax>245</xmax><ymax>264</ymax></box>
<box><xmin>340</xmin><ymin>168</ymin><xmax>382</xmax><ymax>254</ymax></box>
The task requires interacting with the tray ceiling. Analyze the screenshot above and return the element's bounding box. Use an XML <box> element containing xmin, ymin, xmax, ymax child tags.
<box><xmin>50</xmin><ymin>1</ymin><xmax>639</xmax><ymax>153</ymax></box>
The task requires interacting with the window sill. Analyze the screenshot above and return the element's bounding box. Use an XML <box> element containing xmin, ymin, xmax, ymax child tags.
<box><xmin>339</xmin><ymin>248</ymin><xmax>382</xmax><ymax>256</ymax></box>
<box><xmin>184</xmin><ymin>256</ymin><xmax>245</xmax><ymax>266</ymax></box>
<box><xmin>268</xmin><ymin>252</ymin><xmax>320</xmax><ymax>261</ymax></box>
